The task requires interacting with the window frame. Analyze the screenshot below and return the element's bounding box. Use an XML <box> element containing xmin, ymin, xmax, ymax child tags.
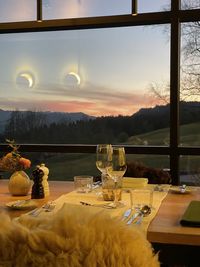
<box><xmin>0</xmin><ymin>0</ymin><xmax>200</xmax><ymax>185</ymax></box>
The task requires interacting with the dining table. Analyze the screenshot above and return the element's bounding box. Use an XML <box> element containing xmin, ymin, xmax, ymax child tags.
<box><xmin>0</xmin><ymin>179</ymin><xmax>200</xmax><ymax>266</ymax></box>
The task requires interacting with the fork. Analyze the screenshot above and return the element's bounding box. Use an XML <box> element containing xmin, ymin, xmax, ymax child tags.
<box><xmin>121</xmin><ymin>208</ymin><xmax>132</xmax><ymax>221</ymax></box>
<box><xmin>80</xmin><ymin>201</ymin><xmax>116</xmax><ymax>209</ymax></box>
<box><xmin>121</xmin><ymin>190</ymin><xmax>133</xmax><ymax>221</ymax></box>
<box><xmin>28</xmin><ymin>202</ymin><xmax>56</xmax><ymax>216</ymax></box>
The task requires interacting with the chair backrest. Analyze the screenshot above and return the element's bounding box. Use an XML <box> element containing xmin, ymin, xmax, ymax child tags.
<box><xmin>0</xmin><ymin>204</ymin><xmax>160</xmax><ymax>267</ymax></box>
<box><xmin>125</xmin><ymin>160</ymin><xmax>171</xmax><ymax>184</ymax></box>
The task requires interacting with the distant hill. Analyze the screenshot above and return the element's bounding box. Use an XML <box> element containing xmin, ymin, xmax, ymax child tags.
<box><xmin>134</xmin><ymin>101</ymin><xmax>200</xmax><ymax>122</ymax></box>
<box><xmin>129</xmin><ymin>101</ymin><xmax>200</xmax><ymax>134</ymax></box>
<box><xmin>0</xmin><ymin>110</ymin><xmax>95</xmax><ymax>133</ymax></box>
<box><xmin>0</xmin><ymin>101</ymin><xmax>199</xmax><ymax>137</ymax></box>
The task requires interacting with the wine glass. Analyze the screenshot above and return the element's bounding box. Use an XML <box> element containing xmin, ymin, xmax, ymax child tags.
<box><xmin>106</xmin><ymin>146</ymin><xmax>127</xmax><ymax>207</ymax></box>
<box><xmin>96</xmin><ymin>144</ymin><xmax>112</xmax><ymax>177</ymax></box>
<box><xmin>96</xmin><ymin>144</ymin><xmax>113</xmax><ymax>199</ymax></box>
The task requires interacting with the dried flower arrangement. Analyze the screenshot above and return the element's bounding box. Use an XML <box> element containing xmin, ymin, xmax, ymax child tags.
<box><xmin>0</xmin><ymin>139</ymin><xmax>31</xmax><ymax>172</ymax></box>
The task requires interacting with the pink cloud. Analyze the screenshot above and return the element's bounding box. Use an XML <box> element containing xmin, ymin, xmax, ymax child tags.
<box><xmin>0</xmin><ymin>83</ymin><xmax>160</xmax><ymax>117</ymax></box>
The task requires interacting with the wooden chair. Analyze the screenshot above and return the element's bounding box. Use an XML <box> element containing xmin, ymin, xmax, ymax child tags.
<box><xmin>125</xmin><ymin>161</ymin><xmax>171</xmax><ymax>184</ymax></box>
<box><xmin>0</xmin><ymin>204</ymin><xmax>160</xmax><ymax>267</ymax></box>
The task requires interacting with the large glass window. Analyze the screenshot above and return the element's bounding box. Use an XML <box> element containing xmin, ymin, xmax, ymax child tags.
<box><xmin>0</xmin><ymin>25</ymin><xmax>170</xmax><ymax>146</ymax></box>
<box><xmin>0</xmin><ymin>1</ymin><xmax>200</xmax><ymax>185</ymax></box>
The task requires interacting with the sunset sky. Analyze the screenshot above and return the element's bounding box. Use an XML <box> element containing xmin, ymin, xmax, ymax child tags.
<box><xmin>0</xmin><ymin>0</ymin><xmax>170</xmax><ymax>117</ymax></box>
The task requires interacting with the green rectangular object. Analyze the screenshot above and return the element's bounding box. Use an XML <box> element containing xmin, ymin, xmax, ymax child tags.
<box><xmin>180</xmin><ymin>201</ymin><xmax>200</xmax><ymax>227</ymax></box>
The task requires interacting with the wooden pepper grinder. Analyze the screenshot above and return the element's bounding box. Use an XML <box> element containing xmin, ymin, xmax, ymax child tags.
<box><xmin>31</xmin><ymin>166</ymin><xmax>45</xmax><ymax>199</ymax></box>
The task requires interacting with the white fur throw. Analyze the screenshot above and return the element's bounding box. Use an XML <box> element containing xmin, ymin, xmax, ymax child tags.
<box><xmin>0</xmin><ymin>204</ymin><xmax>159</xmax><ymax>267</ymax></box>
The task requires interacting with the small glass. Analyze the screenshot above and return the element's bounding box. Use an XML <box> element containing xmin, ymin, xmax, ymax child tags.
<box><xmin>106</xmin><ymin>146</ymin><xmax>127</xmax><ymax>207</ymax></box>
<box><xmin>131</xmin><ymin>188</ymin><xmax>153</xmax><ymax>210</ymax></box>
<box><xmin>74</xmin><ymin>175</ymin><xmax>93</xmax><ymax>193</ymax></box>
<box><xmin>101</xmin><ymin>173</ymin><xmax>122</xmax><ymax>201</ymax></box>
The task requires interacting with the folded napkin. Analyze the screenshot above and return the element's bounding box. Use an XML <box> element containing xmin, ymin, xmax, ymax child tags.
<box><xmin>123</xmin><ymin>177</ymin><xmax>148</xmax><ymax>188</ymax></box>
<box><xmin>180</xmin><ymin>201</ymin><xmax>200</xmax><ymax>227</ymax></box>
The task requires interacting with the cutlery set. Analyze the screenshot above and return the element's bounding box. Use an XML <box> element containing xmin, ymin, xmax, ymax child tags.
<box><xmin>80</xmin><ymin>200</ymin><xmax>151</xmax><ymax>225</ymax></box>
<box><xmin>28</xmin><ymin>201</ymin><xmax>56</xmax><ymax>216</ymax></box>
<box><xmin>125</xmin><ymin>205</ymin><xmax>151</xmax><ymax>225</ymax></box>
<box><xmin>80</xmin><ymin>201</ymin><xmax>115</xmax><ymax>209</ymax></box>
<box><xmin>10</xmin><ymin>199</ymin><xmax>31</xmax><ymax>208</ymax></box>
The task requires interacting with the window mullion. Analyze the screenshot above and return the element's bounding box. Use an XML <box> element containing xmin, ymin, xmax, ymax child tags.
<box><xmin>170</xmin><ymin>0</ymin><xmax>181</xmax><ymax>185</ymax></box>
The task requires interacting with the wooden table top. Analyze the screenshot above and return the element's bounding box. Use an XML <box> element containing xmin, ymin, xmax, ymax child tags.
<box><xmin>147</xmin><ymin>186</ymin><xmax>200</xmax><ymax>246</ymax></box>
<box><xmin>0</xmin><ymin>179</ymin><xmax>74</xmax><ymax>219</ymax></box>
<box><xmin>1</xmin><ymin>179</ymin><xmax>200</xmax><ymax>246</ymax></box>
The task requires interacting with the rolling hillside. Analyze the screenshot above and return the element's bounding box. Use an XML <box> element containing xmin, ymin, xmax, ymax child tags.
<box><xmin>127</xmin><ymin>122</ymin><xmax>200</xmax><ymax>146</ymax></box>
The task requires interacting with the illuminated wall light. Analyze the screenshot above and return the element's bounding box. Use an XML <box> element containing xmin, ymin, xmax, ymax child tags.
<box><xmin>16</xmin><ymin>72</ymin><xmax>35</xmax><ymax>89</ymax></box>
<box><xmin>65</xmin><ymin>72</ymin><xmax>81</xmax><ymax>87</ymax></box>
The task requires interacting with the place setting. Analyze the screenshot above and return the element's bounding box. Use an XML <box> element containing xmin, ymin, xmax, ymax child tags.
<box><xmin>9</xmin><ymin>143</ymin><xmax>169</xmax><ymax>233</ymax></box>
<box><xmin>49</xmin><ymin>144</ymin><xmax>164</xmax><ymax>234</ymax></box>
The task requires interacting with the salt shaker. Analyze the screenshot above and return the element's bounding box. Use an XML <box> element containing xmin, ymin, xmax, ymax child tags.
<box><xmin>39</xmin><ymin>163</ymin><xmax>50</xmax><ymax>197</ymax></box>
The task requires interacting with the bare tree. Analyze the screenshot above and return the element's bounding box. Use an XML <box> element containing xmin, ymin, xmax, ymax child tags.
<box><xmin>148</xmin><ymin>82</ymin><xmax>170</xmax><ymax>105</ymax></box>
<box><xmin>181</xmin><ymin>19</ymin><xmax>200</xmax><ymax>100</ymax></box>
<box><xmin>149</xmin><ymin>1</ymin><xmax>200</xmax><ymax>103</ymax></box>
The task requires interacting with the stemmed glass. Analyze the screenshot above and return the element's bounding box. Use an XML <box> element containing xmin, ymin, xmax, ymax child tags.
<box><xmin>106</xmin><ymin>146</ymin><xmax>127</xmax><ymax>207</ymax></box>
<box><xmin>96</xmin><ymin>144</ymin><xmax>112</xmax><ymax>177</ymax></box>
<box><xmin>96</xmin><ymin>144</ymin><xmax>113</xmax><ymax>200</ymax></box>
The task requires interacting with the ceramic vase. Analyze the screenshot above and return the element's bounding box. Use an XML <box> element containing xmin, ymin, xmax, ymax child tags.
<box><xmin>8</xmin><ymin>170</ymin><xmax>31</xmax><ymax>196</ymax></box>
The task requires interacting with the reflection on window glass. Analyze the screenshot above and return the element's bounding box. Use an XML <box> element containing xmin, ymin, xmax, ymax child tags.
<box><xmin>0</xmin><ymin>152</ymin><xmax>170</xmax><ymax>182</ymax></box>
<box><xmin>0</xmin><ymin>152</ymin><xmax>98</xmax><ymax>181</ymax></box>
<box><xmin>181</xmin><ymin>0</ymin><xmax>200</xmax><ymax>10</ymax></box>
<box><xmin>0</xmin><ymin>25</ymin><xmax>170</xmax><ymax>146</ymax></box>
<box><xmin>0</xmin><ymin>0</ymin><xmax>36</xmax><ymax>22</ymax></box>
<box><xmin>43</xmin><ymin>0</ymin><xmax>131</xmax><ymax>19</ymax></box>
<box><xmin>126</xmin><ymin>154</ymin><xmax>170</xmax><ymax>170</ymax></box>
<box><xmin>180</xmin><ymin>156</ymin><xmax>200</xmax><ymax>186</ymax></box>
<box><xmin>180</xmin><ymin>22</ymin><xmax>200</xmax><ymax>146</ymax></box>
<box><xmin>126</xmin><ymin>154</ymin><xmax>170</xmax><ymax>184</ymax></box>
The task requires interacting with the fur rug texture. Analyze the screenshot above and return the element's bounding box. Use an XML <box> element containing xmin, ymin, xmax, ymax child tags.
<box><xmin>0</xmin><ymin>203</ymin><xmax>160</xmax><ymax>267</ymax></box>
